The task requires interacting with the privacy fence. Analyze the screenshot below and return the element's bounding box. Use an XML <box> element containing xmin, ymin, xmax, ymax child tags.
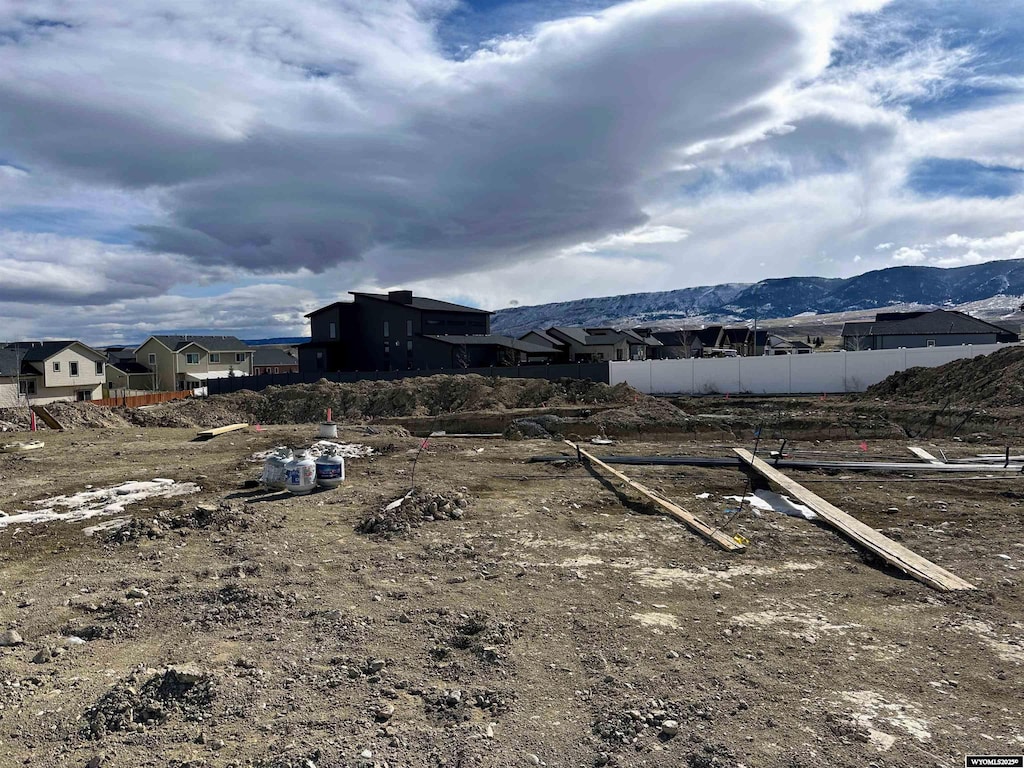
<box><xmin>609</xmin><ymin>343</ymin><xmax>1018</xmax><ymax>395</ymax></box>
<box><xmin>204</xmin><ymin>362</ymin><xmax>610</xmax><ymax>396</ymax></box>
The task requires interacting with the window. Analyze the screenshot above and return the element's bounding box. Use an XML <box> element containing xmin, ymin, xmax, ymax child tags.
<box><xmin>406</xmin><ymin>320</ymin><xmax>413</xmax><ymax>336</ymax></box>
<box><xmin>273</xmin><ymin>367</ymin><xmax>279</xmax><ymax>374</ymax></box>
<box><xmin>406</xmin><ymin>340</ymin><xmax>413</xmax><ymax>351</ymax></box>
<box><xmin>95</xmin><ymin>361</ymin><xmax>104</xmax><ymax>375</ymax></box>
<box><xmin>383</xmin><ymin>321</ymin><xmax>390</xmax><ymax>338</ymax></box>
<box><xmin>52</xmin><ymin>361</ymin><xmax>60</xmax><ymax>372</ymax></box>
<box><xmin>70</xmin><ymin>361</ymin><xmax>79</xmax><ymax>376</ymax></box>
<box><xmin>186</xmin><ymin>353</ymin><xmax>200</xmax><ymax>365</ymax></box>
<box><xmin>209</xmin><ymin>353</ymin><xmax>220</xmax><ymax>363</ymax></box>
<box><xmin>19</xmin><ymin>380</ymin><xmax>36</xmax><ymax>395</ymax></box>
<box><xmin>76</xmin><ymin>389</ymin><xmax>92</xmax><ymax>401</ymax></box>
<box><xmin>329</xmin><ymin>322</ymin><xmax>337</xmax><ymax>339</ymax></box>
<box><xmin>148</xmin><ymin>353</ymin><xmax>156</xmax><ymax>365</ymax></box>
<box><xmin>236</xmin><ymin>353</ymin><xmax>245</xmax><ymax>363</ymax></box>
<box><xmin>926</xmin><ymin>339</ymin><xmax>936</xmax><ymax>347</ymax></box>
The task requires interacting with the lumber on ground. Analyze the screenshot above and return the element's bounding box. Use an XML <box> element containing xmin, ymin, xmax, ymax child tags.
<box><xmin>527</xmin><ymin>455</ymin><xmax>1024</xmax><ymax>473</ymax></box>
<box><xmin>30</xmin><ymin>405</ymin><xmax>63</xmax><ymax>431</ymax></box>
<box><xmin>565</xmin><ymin>440</ymin><xmax>745</xmax><ymax>553</ymax></box>
<box><xmin>734</xmin><ymin>448</ymin><xmax>974</xmax><ymax>592</ymax></box>
<box><xmin>908</xmin><ymin>447</ymin><xmax>944</xmax><ymax>464</ymax></box>
<box><xmin>196</xmin><ymin>423</ymin><xmax>249</xmax><ymax>439</ymax></box>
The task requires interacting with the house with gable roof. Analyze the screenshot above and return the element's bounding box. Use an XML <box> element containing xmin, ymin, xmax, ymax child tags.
<box><xmin>134</xmin><ymin>335</ymin><xmax>252</xmax><ymax>391</ymax></box>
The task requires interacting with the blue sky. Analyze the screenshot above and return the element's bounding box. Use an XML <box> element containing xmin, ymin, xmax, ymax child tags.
<box><xmin>0</xmin><ymin>0</ymin><xmax>1023</xmax><ymax>343</ymax></box>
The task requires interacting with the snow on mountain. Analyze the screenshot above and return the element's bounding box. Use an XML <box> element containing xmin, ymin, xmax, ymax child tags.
<box><xmin>490</xmin><ymin>259</ymin><xmax>1024</xmax><ymax>336</ymax></box>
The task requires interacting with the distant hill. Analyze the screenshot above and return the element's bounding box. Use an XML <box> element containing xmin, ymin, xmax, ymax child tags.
<box><xmin>490</xmin><ymin>259</ymin><xmax>1024</xmax><ymax>335</ymax></box>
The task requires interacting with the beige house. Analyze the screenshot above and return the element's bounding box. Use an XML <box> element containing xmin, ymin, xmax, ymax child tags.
<box><xmin>0</xmin><ymin>341</ymin><xmax>106</xmax><ymax>404</ymax></box>
<box><xmin>135</xmin><ymin>335</ymin><xmax>252</xmax><ymax>392</ymax></box>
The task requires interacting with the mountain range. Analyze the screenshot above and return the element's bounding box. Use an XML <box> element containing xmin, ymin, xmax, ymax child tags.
<box><xmin>490</xmin><ymin>259</ymin><xmax>1024</xmax><ymax>336</ymax></box>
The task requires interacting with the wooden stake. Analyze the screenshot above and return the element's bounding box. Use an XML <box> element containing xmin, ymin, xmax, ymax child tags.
<box><xmin>734</xmin><ymin>448</ymin><xmax>974</xmax><ymax>592</ymax></box>
<box><xmin>565</xmin><ymin>440</ymin><xmax>745</xmax><ymax>552</ymax></box>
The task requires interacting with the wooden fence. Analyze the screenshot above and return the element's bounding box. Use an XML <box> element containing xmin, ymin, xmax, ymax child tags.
<box><xmin>90</xmin><ymin>391</ymin><xmax>193</xmax><ymax>408</ymax></box>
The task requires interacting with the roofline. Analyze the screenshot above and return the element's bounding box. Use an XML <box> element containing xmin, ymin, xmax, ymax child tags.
<box><xmin>304</xmin><ymin>300</ymin><xmax>353</xmax><ymax>318</ymax></box>
<box><xmin>350</xmin><ymin>291</ymin><xmax>493</xmax><ymax>314</ymax></box>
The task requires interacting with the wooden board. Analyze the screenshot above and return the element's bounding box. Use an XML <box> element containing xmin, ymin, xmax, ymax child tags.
<box><xmin>30</xmin><ymin>405</ymin><xmax>64</xmax><ymax>431</ymax></box>
<box><xmin>566</xmin><ymin>440</ymin><xmax>745</xmax><ymax>552</ymax></box>
<box><xmin>734</xmin><ymin>448</ymin><xmax>974</xmax><ymax>592</ymax></box>
<box><xmin>196</xmin><ymin>423</ymin><xmax>249</xmax><ymax>439</ymax></box>
<box><xmin>908</xmin><ymin>446</ymin><xmax>944</xmax><ymax>464</ymax></box>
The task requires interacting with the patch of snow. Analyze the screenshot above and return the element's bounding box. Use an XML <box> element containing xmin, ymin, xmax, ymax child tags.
<box><xmin>0</xmin><ymin>480</ymin><xmax>200</xmax><ymax>528</ymax></box>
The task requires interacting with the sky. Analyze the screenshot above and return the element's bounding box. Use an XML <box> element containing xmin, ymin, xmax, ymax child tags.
<box><xmin>1</xmin><ymin>0</ymin><xmax>1023</xmax><ymax>343</ymax></box>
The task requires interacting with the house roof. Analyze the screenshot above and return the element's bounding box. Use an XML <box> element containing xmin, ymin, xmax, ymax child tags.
<box><xmin>768</xmin><ymin>335</ymin><xmax>812</xmax><ymax>349</ymax></box>
<box><xmin>4</xmin><ymin>340</ymin><xmax>106</xmax><ymax>362</ymax></box>
<box><xmin>518</xmin><ymin>329</ymin><xmax>565</xmax><ymax>348</ymax></box>
<box><xmin>0</xmin><ymin>348</ymin><xmax>24</xmax><ymax>378</ymax></box>
<box><xmin>546</xmin><ymin>326</ymin><xmax>661</xmax><ymax>347</ymax></box>
<box><xmin>252</xmin><ymin>347</ymin><xmax>299</xmax><ymax>366</ymax></box>
<box><xmin>422</xmin><ymin>335</ymin><xmax>558</xmax><ymax>354</ymax></box>
<box><xmin>350</xmin><ymin>292</ymin><xmax>492</xmax><ymax>314</ymax></box>
<box><xmin>840</xmin><ymin>310</ymin><xmax>1018</xmax><ymax>338</ymax></box>
<box><xmin>147</xmin><ymin>335</ymin><xmax>250</xmax><ymax>352</ymax></box>
<box><xmin>109</xmin><ymin>360</ymin><xmax>153</xmax><ymax>374</ymax></box>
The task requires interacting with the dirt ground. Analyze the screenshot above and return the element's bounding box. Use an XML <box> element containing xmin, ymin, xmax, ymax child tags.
<box><xmin>1</xmin><ymin>417</ymin><xmax>1023</xmax><ymax>768</ymax></box>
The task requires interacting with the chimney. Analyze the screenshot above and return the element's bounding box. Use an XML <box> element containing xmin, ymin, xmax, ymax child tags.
<box><xmin>388</xmin><ymin>290</ymin><xmax>414</xmax><ymax>304</ymax></box>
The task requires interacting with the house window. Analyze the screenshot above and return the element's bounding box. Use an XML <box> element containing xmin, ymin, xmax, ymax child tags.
<box><xmin>273</xmin><ymin>367</ymin><xmax>279</xmax><ymax>374</ymax></box>
<box><xmin>926</xmin><ymin>339</ymin><xmax>936</xmax><ymax>347</ymax></box>
<box><xmin>95</xmin><ymin>361</ymin><xmax>104</xmax><ymax>375</ymax></box>
<box><xmin>70</xmin><ymin>361</ymin><xmax>79</xmax><ymax>376</ymax></box>
<box><xmin>53</xmin><ymin>361</ymin><xmax>60</xmax><ymax>372</ymax></box>
<box><xmin>76</xmin><ymin>389</ymin><xmax>92</xmax><ymax>401</ymax></box>
<box><xmin>19</xmin><ymin>380</ymin><xmax>36</xmax><ymax>395</ymax></box>
<box><xmin>406</xmin><ymin>320</ymin><xmax>413</xmax><ymax>336</ymax></box>
<box><xmin>148</xmin><ymin>353</ymin><xmax>156</xmax><ymax>365</ymax></box>
<box><xmin>186</xmin><ymin>353</ymin><xmax>200</xmax><ymax>365</ymax></box>
<box><xmin>329</xmin><ymin>322</ymin><xmax>337</xmax><ymax>339</ymax></box>
<box><xmin>236</xmin><ymin>353</ymin><xmax>245</xmax><ymax>363</ymax></box>
<box><xmin>383</xmin><ymin>321</ymin><xmax>390</xmax><ymax>338</ymax></box>
<box><xmin>209</xmin><ymin>353</ymin><xmax>220</xmax><ymax>363</ymax></box>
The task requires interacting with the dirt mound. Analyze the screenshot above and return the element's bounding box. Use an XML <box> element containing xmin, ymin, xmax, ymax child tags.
<box><xmin>84</xmin><ymin>665</ymin><xmax>215</xmax><ymax>738</ymax></box>
<box><xmin>865</xmin><ymin>346</ymin><xmax>1024</xmax><ymax>406</ymax></box>
<box><xmin>0</xmin><ymin>403</ymin><xmax>128</xmax><ymax>431</ymax></box>
<box><xmin>357</xmin><ymin>487</ymin><xmax>470</xmax><ymax>536</ymax></box>
<box><xmin>124</xmin><ymin>375</ymin><xmax>642</xmax><ymax>427</ymax></box>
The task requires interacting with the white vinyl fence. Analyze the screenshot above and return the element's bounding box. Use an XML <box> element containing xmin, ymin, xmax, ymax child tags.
<box><xmin>610</xmin><ymin>343</ymin><xmax>1019</xmax><ymax>395</ymax></box>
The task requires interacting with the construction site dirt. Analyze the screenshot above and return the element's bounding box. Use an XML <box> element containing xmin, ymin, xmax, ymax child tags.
<box><xmin>1</xmin><ymin>391</ymin><xmax>1023</xmax><ymax>767</ymax></box>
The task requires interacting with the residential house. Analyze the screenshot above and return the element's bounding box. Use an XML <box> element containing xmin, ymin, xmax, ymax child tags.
<box><xmin>1</xmin><ymin>341</ymin><xmax>106</xmax><ymax>403</ymax></box>
<box><xmin>104</xmin><ymin>347</ymin><xmax>157</xmax><ymax>393</ymax></box>
<box><xmin>643</xmin><ymin>327</ymin><xmax>722</xmax><ymax>359</ymax></box>
<box><xmin>841</xmin><ymin>310</ymin><xmax>1020</xmax><ymax>351</ymax></box>
<box><xmin>416</xmin><ymin>335</ymin><xmax>561</xmax><ymax>368</ymax></box>
<box><xmin>135</xmin><ymin>335</ymin><xmax>252</xmax><ymax>391</ymax></box>
<box><xmin>252</xmin><ymin>347</ymin><xmax>300</xmax><ymax>375</ymax></box>
<box><xmin>300</xmin><ymin>290</ymin><xmax>498</xmax><ymax>373</ymax></box>
<box><xmin>765</xmin><ymin>335</ymin><xmax>813</xmax><ymax>355</ymax></box>
<box><xmin>717</xmin><ymin>327</ymin><xmax>769</xmax><ymax>357</ymax></box>
<box><xmin>542</xmin><ymin>327</ymin><xmax>661</xmax><ymax>362</ymax></box>
<box><xmin>0</xmin><ymin>348</ymin><xmax>24</xmax><ymax>408</ymax></box>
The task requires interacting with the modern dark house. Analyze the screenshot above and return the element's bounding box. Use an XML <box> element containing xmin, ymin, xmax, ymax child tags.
<box><xmin>299</xmin><ymin>290</ymin><xmax>555</xmax><ymax>372</ymax></box>
<box><xmin>841</xmin><ymin>310</ymin><xmax>1019</xmax><ymax>351</ymax></box>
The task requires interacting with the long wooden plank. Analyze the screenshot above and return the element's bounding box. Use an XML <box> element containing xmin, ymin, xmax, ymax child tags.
<box><xmin>735</xmin><ymin>448</ymin><xmax>974</xmax><ymax>591</ymax></box>
<box><xmin>196</xmin><ymin>422</ymin><xmax>249</xmax><ymax>439</ymax></box>
<box><xmin>30</xmin><ymin>405</ymin><xmax>64</xmax><ymax>431</ymax></box>
<box><xmin>908</xmin><ymin>447</ymin><xmax>943</xmax><ymax>464</ymax></box>
<box><xmin>565</xmin><ymin>440</ymin><xmax>745</xmax><ymax>552</ymax></box>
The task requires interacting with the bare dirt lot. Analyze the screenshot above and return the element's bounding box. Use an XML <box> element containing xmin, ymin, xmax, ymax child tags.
<box><xmin>1</xmin><ymin>404</ymin><xmax>1023</xmax><ymax>767</ymax></box>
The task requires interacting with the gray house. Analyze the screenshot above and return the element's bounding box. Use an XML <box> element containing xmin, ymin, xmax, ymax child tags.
<box><xmin>841</xmin><ymin>310</ymin><xmax>1019</xmax><ymax>351</ymax></box>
